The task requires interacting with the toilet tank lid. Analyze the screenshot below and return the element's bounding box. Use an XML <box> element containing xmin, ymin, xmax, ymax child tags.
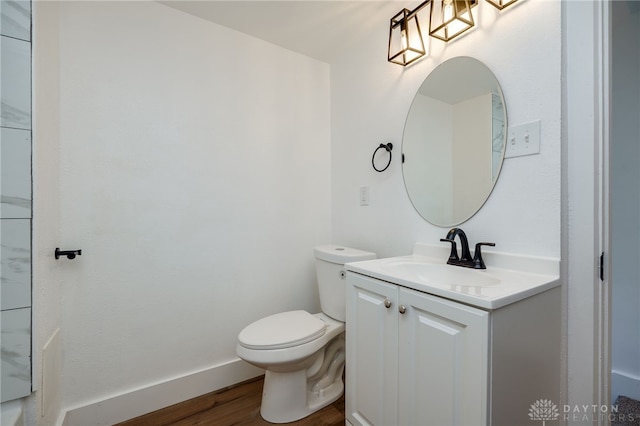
<box><xmin>314</xmin><ymin>245</ymin><xmax>376</xmax><ymax>264</ymax></box>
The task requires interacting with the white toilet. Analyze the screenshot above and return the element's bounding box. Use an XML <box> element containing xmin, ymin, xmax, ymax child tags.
<box><xmin>236</xmin><ymin>245</ymin><xmax>376</xmax><ymax>423</ymax></box>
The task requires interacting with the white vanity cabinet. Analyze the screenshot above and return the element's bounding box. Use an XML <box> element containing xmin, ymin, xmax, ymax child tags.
<box><xmin>346</xmin><ymin>272</ymin><xmax>489</xmax><ymax>426</ymax></box>
<box><xmin>346</xmin><ymin>270</ymin><xmax>561</xmax><ymax>426</ymax></box>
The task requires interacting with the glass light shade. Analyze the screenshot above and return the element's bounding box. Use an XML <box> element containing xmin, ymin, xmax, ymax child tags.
<box><xmin>388</xmin><ymin>8</ymin><xmax>426</xmax><ymax>66</ymax></box>
<box><xmin>485</xmin><ymin>0</ymin><xmax>518</xmax><ymax>10</ymax></box>
<box><xmin>429</xmin><ymin>0</ymin><xmax>475</xmax><ymax>42</ymax></box>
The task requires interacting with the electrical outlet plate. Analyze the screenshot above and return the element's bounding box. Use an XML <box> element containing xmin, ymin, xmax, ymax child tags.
<box><xmin>505</xmin><ymin>120</ymin><xmax>541</xmax><ymax>158</ymax></box>
<box><xmin>359</xmin><ymin>186</ymin><xmax>369</xmax><ymax>206</ymax></box>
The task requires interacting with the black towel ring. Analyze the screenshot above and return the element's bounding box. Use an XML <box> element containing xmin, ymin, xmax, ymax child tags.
<box><xmin>372</xmin><ymin>143</ymin><xmax>393</xmax><ymax>172</ymax></box>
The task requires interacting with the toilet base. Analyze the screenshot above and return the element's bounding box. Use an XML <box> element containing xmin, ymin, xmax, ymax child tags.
<box><xmin>237</xmin><ymin>315</ymin><xmax>347</xmax><ymax>424</ymax></box>
<box><xmin>260</xmin><ymin>369</ymin><xmax>344</xmax><ymax>423</ymax></box>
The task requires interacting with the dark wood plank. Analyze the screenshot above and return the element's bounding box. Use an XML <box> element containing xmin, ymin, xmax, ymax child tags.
<box><xmin>116</xmin><ymin>376</ymin><xmax>345</xmax><ymax>426</ymax></box>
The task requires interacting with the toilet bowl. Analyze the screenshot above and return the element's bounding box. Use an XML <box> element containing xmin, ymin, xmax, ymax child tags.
<box><xmin>236</xmin><ymin>245</ymin><xmax>375</xmax><ymax>423</ymax></box>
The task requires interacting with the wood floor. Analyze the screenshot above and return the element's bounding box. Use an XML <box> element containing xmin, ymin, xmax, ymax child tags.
<box><xmin>115</xmin><ymin>376</ymin><xmax>345</xmax><ymax>426</ymax></box>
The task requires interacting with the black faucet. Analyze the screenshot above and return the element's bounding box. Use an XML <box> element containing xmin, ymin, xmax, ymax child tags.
<box><xmin>440</xmin><ymin>228</ymin><xmax>495</xmax><ymax>269</ymax></box>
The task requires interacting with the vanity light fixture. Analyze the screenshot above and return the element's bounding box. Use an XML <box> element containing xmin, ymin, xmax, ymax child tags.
<box><xmin>388</xmin><ymin>0</ymin><xmax>518</xmax><ymax>66</ymax></box>
<box><xmin>485</xmin><ymin>0</ymin><xmax>518</xmax><ymax>10</ymax></box>
<box><xmin>388</xmin><ymin>8</ymin><xmax>426</xmax><ymax>66</ymax></box>
<box><xmin>429</xmin><ymin>0</ymin><xmax>475</xmax><ymax>42</ymax></box>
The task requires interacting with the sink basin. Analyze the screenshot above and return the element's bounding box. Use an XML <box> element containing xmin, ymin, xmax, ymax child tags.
<box><xmin>381</xmin><ymin>260</ymin><xmax>500</xmax><ymax>287</ymax></box>
<box><xmin>345</xmin><ymin>243</ymin><xmax>561</xmax><ymax>309</ymax></box>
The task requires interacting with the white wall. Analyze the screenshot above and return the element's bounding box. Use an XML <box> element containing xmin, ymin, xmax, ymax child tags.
<box><xmin>611</xmin><ymin>0</ymin><xmax>640</xmax><ymax>402</ymax></box>
<box><xmin>331</xmin><ymin>0</ymin><xmax>561</xmax><ymax>259</ymax></box>
<box><xmin>32</xmin><ymin>1</ymin><xmax>331</xmax><ymax>423</ymax></box>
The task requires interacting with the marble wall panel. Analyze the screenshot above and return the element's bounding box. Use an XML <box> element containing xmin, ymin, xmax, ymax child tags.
<box><xmin>1</xmin><ymin>219</ymin><xmax>30</xmax><ymax>310</ymax></box>
<box><xmin>1</xmin><ymin>35</ymin><xmax>31</xmax><ymax>130</ymax></box>
<box><xmin>0</xmin><ymin>0</ymin><xmax>31</xmax><ymax>404</ymax></box>
<box><xmin>0</xmin><ymin>307</ymin><xmax>31</xmax><ymax>402</ymax></box>
<box><xmin>1</xmin><ymin>127</ymin><xmax>31</xmax><ymax>218</ymax></box>
<box><xmin>0</xmin><ymin>0</ymin><xmax>30</xmax><ymax>41</ymax></box>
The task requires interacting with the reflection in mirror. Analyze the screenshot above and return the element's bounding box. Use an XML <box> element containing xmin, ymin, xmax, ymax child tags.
<box><xmin>402</xmin><ymin>56</ymin><xmax>506</xmax><ymax>227</ymax></box>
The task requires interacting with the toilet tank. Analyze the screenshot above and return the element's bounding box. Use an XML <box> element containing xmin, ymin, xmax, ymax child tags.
<box><xmin>314</xmin><ymin>245</ymin><xmax>376</xmax><ymax>321</ymax></box>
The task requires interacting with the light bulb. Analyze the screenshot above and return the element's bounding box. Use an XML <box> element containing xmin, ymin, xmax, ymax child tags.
<box><xmin>444</xmin><ymin>0</ymin><xmax>454</xmax><ymax>22</ymax></box>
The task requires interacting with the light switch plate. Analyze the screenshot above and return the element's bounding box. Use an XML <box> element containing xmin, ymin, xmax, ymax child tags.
<box><xmin>505</xmin><ymin>120</ymin><xmax>541</xmax><ymax>158</ymax></box>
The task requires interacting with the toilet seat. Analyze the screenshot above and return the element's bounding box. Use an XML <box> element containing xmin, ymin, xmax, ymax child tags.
<box><xmin>238</xmin><ymin>310</ymin><xmax>327</xmax><ymax>350</ymax></box>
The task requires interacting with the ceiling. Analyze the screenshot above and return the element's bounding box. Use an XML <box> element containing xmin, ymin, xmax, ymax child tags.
<box><xmin>159</xmin><ymin>1</ymin><xmax>405</xmax><ymax>63</ymax></box>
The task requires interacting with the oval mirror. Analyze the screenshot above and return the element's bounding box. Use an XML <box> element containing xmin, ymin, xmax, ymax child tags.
<box><xmin>402</xmin><ymin>56</ymin><xmax>507</xmax><ymax>227</ymax></box>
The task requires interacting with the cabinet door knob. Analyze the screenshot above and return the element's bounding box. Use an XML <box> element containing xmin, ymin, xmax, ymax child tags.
<box><xmin>399</xmin><ymin>305</ymin><xmax>407</xmax><ymax>314</ymax></box>
<box><xmin>384</xmin><ymin>298</ymin><xmax>392</xmax><ymax>309</ymax></box>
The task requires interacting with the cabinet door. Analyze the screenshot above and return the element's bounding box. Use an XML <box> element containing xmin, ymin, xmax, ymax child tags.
<box><xmin>346</xmin><ymin>273</ymin><xmax>398</xmax><ymax>426</ymax></box>
<box><xmin>398</xmin><ymin>288</ymin><xmax>489</xmax><ymax>426</ymax></box>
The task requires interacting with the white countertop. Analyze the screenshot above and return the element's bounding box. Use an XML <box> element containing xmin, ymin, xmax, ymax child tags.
<box><xmin>345</xmin><ymin>243</ymin><xmax>560</xmax><ymax>310</ymax></box>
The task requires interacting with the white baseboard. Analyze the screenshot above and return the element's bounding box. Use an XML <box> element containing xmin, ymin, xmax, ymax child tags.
<box><xmin>612</xmin><ymin>369</ymin><xmax>640</xmax><ymax>402</ymax></box>
<box><xmin>62</xmin><ymin>358</ymin><xmax>263</xmax><ymax>426</ymax></box>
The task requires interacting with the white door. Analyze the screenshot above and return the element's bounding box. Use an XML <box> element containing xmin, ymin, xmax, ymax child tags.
<box><xmin>398</xmin><ymin>288</ymin><xmax>489</xmax><ymax>426</ymax></box>
<box><xmin>346</xmin><ymin>273</ymin><xmax>399</xmax><ymax>426</ymax></box>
